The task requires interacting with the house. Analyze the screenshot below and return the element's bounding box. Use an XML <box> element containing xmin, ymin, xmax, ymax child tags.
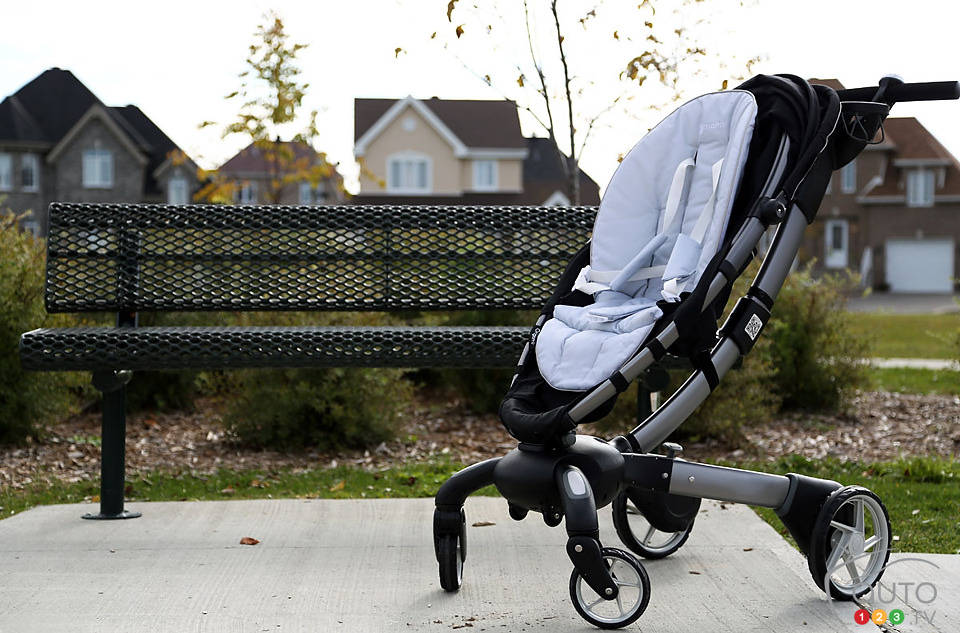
<box><xmin>803</xmin><ymin>79</ymin><xmax>960</xmax><ymax>293</ymax></box>
<box><xmin>352</xmin><ymin>96</ymin><xmax>599</xmax><ymax>205</ymax></box>
<box><xmin>0</xmin><ymin>68</ymin><xmax>198</xmax><ymax>235</ymax></box>
<box><xmin>216</xmin><ymin>140</ymin><xmax>345</xmax><ymax>205</ymax></box>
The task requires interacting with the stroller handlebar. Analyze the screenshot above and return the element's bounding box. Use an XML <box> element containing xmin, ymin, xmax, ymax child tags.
<box><xmin>837</xmin><ymin>80</ymin><xmax>960</xmax><ymax>103</ymax></box>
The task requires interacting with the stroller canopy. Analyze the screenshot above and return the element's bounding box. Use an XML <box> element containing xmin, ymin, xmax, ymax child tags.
<box><xmin>537</xmin><ymin>91</ymin><xmax>758</xmax><ymax>391</ymax></box>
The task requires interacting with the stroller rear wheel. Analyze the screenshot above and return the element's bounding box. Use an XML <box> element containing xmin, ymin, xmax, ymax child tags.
<box><xmin>612</xmin><ymin>489</ymin><xmax>697</xmax><ymax>559</ymax></box>
<box><xmin>807</xmin><ymin>486</ymin><xmax>892</xmax><ymax>600</ymax></box>
<box><xmin>569</xmin><ymin>547</ymin><xmax>650</xmax><ymax>629</ymax></box>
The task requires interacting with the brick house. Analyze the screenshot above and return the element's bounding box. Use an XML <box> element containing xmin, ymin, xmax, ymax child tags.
<box><xmin>0</xmin><ymin>68</ymin><xmax>198</xmax><ymax>235</ymax></box>
<box><xmin>352</xmin><ymin>96</ymin><xmax>599</xmax><ymax>205</ymax></box>
<box><xmin>804</xmin><ymin>79</ymin><xmax>960</xmax><ymax>293</ymax></box>
<box><xmin>217</xmin><ymin>140</ymin><xmax>345</xmax><ymax>205</ymax></box>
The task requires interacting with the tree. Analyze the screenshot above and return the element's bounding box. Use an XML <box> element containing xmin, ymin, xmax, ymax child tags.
<box><xmin>196</xmin><ymin>11</ymin><xmax>338</xmax><ymax>203</ymax></box>
<box><xmin>420</xmin><ymin>0</ymin><xmax>759</xmax><ymax>204</ymax></box>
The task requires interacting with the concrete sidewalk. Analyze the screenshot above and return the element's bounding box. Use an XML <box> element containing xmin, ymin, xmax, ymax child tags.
<box><xmin>0</xmin><ymin>497</ymin><xmax>955</xmax><ymax>632</ymax></box>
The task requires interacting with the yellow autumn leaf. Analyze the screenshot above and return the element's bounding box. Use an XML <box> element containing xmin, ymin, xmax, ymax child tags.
<box><xmin>394</xmin><ymin>47</ymin><xmax>403</xmax><ymax>58</ymax></box>
<box><xmin>329</xmin><ymin>480</ymin><xmax>345</xmax><ymax>492</ymax></box>
<box><xmin>517</xmin><ymin>74</ymin><xmax>525</xmax><ymax>87</ymax></box>
<box><xmin>455</xmin><ymin>24</ymin><xmax>464</xmax><ymax>38</ymax></box>
<box><xmin>446</xmin><ymin>0</ymin><xmax>458</xmax><ymax>22</ymax></box>
<box><xmin>613</xmin><ymin>30</ymin><xmax>619</xmax><ymax>40</ymax></box>
<box><xmin>721</xmin><ymin>79</ymin><xmax>729</xmax><ymax>90</ymax></box>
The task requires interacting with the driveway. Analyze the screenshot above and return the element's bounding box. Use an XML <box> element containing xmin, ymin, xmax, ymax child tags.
<box><xmin>847</xmin><ymin>293</ymin><xmax>959</xmax><ymax>314</ymax></box>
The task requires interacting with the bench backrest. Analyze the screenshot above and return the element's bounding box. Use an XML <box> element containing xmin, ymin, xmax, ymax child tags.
<box><xmin>44</xmin><ymin>203</ymin><xmax>596</xmax><ymax>313</ymax></box>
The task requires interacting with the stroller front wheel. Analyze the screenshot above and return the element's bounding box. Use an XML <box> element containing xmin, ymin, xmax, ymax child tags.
<box><xmin>437</xmin><ymin>533</ymin><xmax>464</xmax><ymax>591</ymax></box>
<box><xmin>807</xmin><ymin>486</ymin><xmax>892</xmax><ymax>600</ymax></box>
<box><xmin>570</xmin><ymin>547</ymin><xmax>650</xmax><ymax>629</ymax></box>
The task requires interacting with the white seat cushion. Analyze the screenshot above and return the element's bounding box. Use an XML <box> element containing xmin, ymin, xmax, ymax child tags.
<box><xmin>536</xmin><ymin>90</ymin><xmax>757</xmax><ymax>391</ymax></box>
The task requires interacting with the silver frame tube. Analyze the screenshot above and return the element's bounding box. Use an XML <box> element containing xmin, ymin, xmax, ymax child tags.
<box><xmin>669</xmin><ymin>461</ymin><xmax>790</xmax><ymax>508</ymax></box>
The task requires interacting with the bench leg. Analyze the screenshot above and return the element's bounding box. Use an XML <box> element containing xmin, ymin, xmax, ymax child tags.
<box><xmin>83</xmin><ymin>371</ymin><xmax>141</xmax><ymax>520</ymax></box>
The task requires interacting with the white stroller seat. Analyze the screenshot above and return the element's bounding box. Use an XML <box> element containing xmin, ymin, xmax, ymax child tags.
<box><xmin>536</xmin><ymin>91</ymin><xmax>758</xmax><ymax>391</ymax></box>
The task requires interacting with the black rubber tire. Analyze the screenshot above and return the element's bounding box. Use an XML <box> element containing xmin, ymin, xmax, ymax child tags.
<box><xmin>438</xmin><ymin>533</ymin><xmax>463</xmax><ymax>592</ymax></box>
<box><xmin>612</xmin><ymin>491</ymin><xmax>694</xmax><ymax>560</ymax></box>
<box><xmin>569</xmin><ymin>547</ymin><xmax>650</xmax><ymax>629</ymax></box>
<box><xmin>807</xmin><ymin>486</ymin><xmax>891</xmax><ymax>601</ymax></box>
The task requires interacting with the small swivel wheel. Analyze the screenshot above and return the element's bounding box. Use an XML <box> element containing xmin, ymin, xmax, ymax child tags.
<box><xmin>808</xmin><ymin>486</ymin><xmax>892</xmax><ymax>600</ymax></box>
<box><xmin>436</xmin><ymin>508</ymin><xmax>467</xmax><ymax>592</ymax></box>
<box><xmin>612</xmin><ymin>490</ymin><xmax>696</xmax><ymax>560</ymax></box>
<box><xmin>570</xmin><ymin>547</ymin><xmax>650</xmax><ymax>629</ymax></box>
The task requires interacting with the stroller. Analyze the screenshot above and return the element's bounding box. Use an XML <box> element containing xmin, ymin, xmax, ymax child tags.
<box><xmin>433</xmin><ymin>74</ymin><xmax>959</xmax><ymax>628</ymax></box>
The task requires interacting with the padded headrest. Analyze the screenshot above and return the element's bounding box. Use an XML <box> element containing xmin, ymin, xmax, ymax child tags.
<box><xmin>592</xmin><ymin>91</ymin><xmax>758</xmax><ymax>297</ymax></box>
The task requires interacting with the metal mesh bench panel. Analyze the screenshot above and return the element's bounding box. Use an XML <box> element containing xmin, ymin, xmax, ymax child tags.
<box><xmin>19</xmin><ymin>326</ymin><xmax>531</xmax><ymax>371</ymax></box>
<box><xmin>45</xmin><ymin>203</ymin><xmax>596</xmax><ymax>313</ymax></box>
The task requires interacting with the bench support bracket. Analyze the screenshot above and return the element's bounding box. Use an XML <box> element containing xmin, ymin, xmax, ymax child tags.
<box><xmin>83</xmin><ymin>370</ymin><xmax>140</xmax><ymax>520</ymax></box>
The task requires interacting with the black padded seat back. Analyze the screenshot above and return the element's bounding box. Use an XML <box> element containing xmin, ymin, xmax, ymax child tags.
<box><xmin>44</xmin><ymin>203</ymin><xmax>596</xmax><ymax>313</ymax></box>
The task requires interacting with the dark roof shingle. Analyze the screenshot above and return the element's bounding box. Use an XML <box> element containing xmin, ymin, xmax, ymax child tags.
<box><xmin>354</xmin><ymin>97</ymin><xmax>525</xmax><ymax>149</ymax></box>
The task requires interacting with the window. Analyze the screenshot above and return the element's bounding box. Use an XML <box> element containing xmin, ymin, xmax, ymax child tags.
<box><xmin>167</xmin><ymin>175</ymin><xmax>189</xmax><ymax>205</ymax></box>
<box><xmin>473</xmin><ymin>160</ymin><xmax>497</xmax><ymax>191</ymax></box>
<box><xmin>906</xmin><ymin>169</ymin><xmax>935</xmax><ymax>207</ymax></box>
<box><xmin>387</xmin><ymin>154</ymin><xmax>430</xmax><ymax>193</ymax></box>
<box><xmin>82</xmin><ymin>149</ymin><xmax>113</xmax><ymax>188</ymax></box>
<box><xmin>840</xmin><ymin>160</ymin><xmax>856</xmax><ymax>193</ymax></box>
<box><xmin>21</xmin><ymin>154</ymin><xmax>39</xmax><ymax>191</ymax></box>
<box><xmin>0</xmin><ymin>153</ymin><xmax>11</xmax><ymax>190</ymax></box>
<box><xmin>238</xmin><ymin>181</ymin><xmax>258</xmax><ymax>204</ymax></box>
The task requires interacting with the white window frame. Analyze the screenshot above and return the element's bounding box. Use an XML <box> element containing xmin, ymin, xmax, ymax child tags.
<box><xmin>472</xmin><ymin>159</ymin><xmax>497</xmax><ymax>191</ymax></box>
<box><xmin>298</xmin><ymin>181</ymin><xmax>328</xmax><ymax>205</ymax></box>
<box><xmin>167</xmin><ymin>173</ymin><xmax>189</xmax><ymax>205</ymax></box>
<box><xmin>386</xmin><ymin>152</ymin><xmax>432</xmax><ymax>194</ymax></box>
<box><xmin>840</xmin><ymin>160</ymin><xmax>856</xmax><ymax>194</ymax></box>
<box><xmin>906</xmin><ymin>169</ymin><xmax>935</xmax><ymax>207</ymax></box>
<box><xmin>21</xmin><ymin>153</ymin><xmax>39</xmax><ymax>192</ymax></box>
<box><xmin>238</xmin><ymin>181</ymin><xmax>258</xmax><ymax>204</ymax></box>
<box><xmin>0</xmin><ymin>153</ymin><xmax>11</xmax><ymax>191</ymax></box>
<box><xmin>82</xmin><ymin>148</ymin><xmax>114</xmax><ymax>189</ymax></box>
<box><xmin>824</xmin><ymin>218</ymin><xmax>849</xmax><ymax>269</ymax></box>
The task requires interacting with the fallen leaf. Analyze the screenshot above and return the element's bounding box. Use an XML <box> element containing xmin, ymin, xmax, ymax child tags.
<box><xmin>472</xmin><ymin>521</ymin><xmax>496</xmax><ymax>527</ymax></box>
<box><xmin>404</xmin><ymin>476</ymin><xmax>417</xmax><ymax>486</ymax></box>
<box><xmin>688</xmin><ymin>570</ymin><xmax>701</xmax><ymax>575</ymax></box>
<box><xmin>329</xmin><ymin>480</ymin><xmax>345</xmax><ymax>492</ymax></box>
<box><xmin>91</xmin><ymin>495</ymin><xmax>100</xmax><ymax>503</ymax></box>
<box><xmin>911</xmin><ymin>509</ymin><xmax>920</xmax><ymax>515</ymax></box>
<box><xmin>455</xmin><ymin>24</ymin><xmax>464</xmax><ymax>38</ymax></box>
<box><xmin>239</xmin><ymin>537</ymin><xmax>260</xmax><ymax>546</ymax></box>
<box><xmin>220</xmin><ymin>487</ymin><xmax>235</xmax><ymax>495</ymax></box>
<box><xmin>742</xmin><ymin>547</ymin><xmax>753</xmax><ymax>552</ymax></box>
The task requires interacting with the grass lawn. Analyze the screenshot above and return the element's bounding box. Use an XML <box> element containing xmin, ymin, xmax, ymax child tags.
<box><xmin>848</xmin><ymin>312</ymin><xmax>957</xmax><ymax>359</ymax></box>
<box><xmin>867</xmin><ymin>366</ymin><xmax>960</xmax><ymax>395</ymax></box>
<box><xmin>2</xmin><ymin>456</ymin><xmax>956</xmax><ymax>554</ymax></box>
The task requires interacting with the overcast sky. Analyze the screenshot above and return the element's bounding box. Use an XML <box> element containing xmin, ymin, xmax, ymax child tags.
<box><xmin>3</xmin><ymin>0</ymin><xmax>958</xmax><ymax>194</ymax></box>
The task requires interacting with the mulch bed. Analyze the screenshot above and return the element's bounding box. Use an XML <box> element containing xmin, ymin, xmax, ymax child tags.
<box><xmin>1</xmin><ymin>391</ymin><xmax>958</xmax><ymax>491</ymax></box>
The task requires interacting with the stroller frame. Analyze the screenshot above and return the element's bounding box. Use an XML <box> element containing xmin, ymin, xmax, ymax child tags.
<box><xmin>434</xmin><ymin>75</ymin><xmax>960</xmax><ymax>629</ymax></box>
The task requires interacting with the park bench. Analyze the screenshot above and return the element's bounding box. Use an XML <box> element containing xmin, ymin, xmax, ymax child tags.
<box><xmin>18</xmin><ymin>202</ymin><xmax>673</xmax><ymax>520</ymax></box>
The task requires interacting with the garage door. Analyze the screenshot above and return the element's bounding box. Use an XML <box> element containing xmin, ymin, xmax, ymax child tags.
<box><xmin>885</xmin><ymin>238</ymin><xmax>955</xmax><ymax>293</ymax></box>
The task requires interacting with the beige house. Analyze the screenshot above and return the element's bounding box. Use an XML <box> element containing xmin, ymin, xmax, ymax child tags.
<box><xmin>353</xmin><ymin>96</ymin><xmax>598</xmax><ymax>205</ymax></box>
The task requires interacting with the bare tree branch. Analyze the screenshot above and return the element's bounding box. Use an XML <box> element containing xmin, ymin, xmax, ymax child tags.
<box><xmin>550</xmin><ymin>0</ymin><xmax>579</xmax><ymax>204</ymax></box>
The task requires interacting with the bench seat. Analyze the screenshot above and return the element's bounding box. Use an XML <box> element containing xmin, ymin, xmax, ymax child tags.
<box><xmin>19</xmin><ymin>325</ymin><xmax>532</xmax><ymax>372</ymax></box>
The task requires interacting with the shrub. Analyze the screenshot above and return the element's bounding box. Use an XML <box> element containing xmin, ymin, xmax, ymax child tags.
<box><xmin>766</xmin><ymin>262</ymin><xmax>870</xmax><ymax>410</ymax></box>
<box><xmin>0</xmin><ymin>215</ymin><xmax>85</xmax><ymax>444</ymax></box>
<box><xmin>222</xmin><ymin>367</ymin><xmax>412</xmax><ymax>451</ymax></box>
